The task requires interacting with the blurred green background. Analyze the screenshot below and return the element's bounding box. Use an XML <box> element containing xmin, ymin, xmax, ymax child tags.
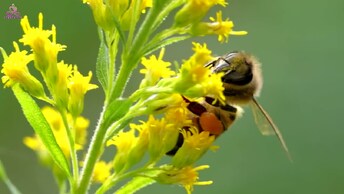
<box><xmin>0</xmin><ymin>0</ymin><xmax>343</xmax><ymax>194</ymax></box>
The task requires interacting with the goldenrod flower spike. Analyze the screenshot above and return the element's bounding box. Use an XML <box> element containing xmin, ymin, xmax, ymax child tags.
<box><xmin>0</xmin><ymin>1</ymin><xmax>252</xmax><ymax>193</ymax></box>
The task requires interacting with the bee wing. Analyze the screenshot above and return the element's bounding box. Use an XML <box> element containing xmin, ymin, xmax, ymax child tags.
<box><xmin>250</xmin><ymin>98</ymin><xmax>292</xmax><ymax>161</ymax></box>
<box><xmin>250</xmin><ymin>100</ymin><xmax>275</xmax><ymax>136</ymax></box>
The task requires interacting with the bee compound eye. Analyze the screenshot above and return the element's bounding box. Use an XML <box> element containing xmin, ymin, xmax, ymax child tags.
<box><xmin>222</xmin><ymin>69</ymin><xmax>253</xmax><ymax>85</ymax></box>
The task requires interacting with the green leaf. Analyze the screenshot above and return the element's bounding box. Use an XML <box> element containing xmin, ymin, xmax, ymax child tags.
<box><xmin>103</xmin><ymin>98</ymin><xmax>132</xmax><ymax>129</ymax></box>
<box><xmin>0</xmin><ymin>160</ymin><xmax>22</xmax><ymax>194</ymax></box>
<box><xmin>116</xmin><ymin>177</ymin><xmax>156</xmax><ymax>194</ymax></box>
<box><xmin>96</xmin><ymin>29</ymin><xmax>109</xmax><ymax>91</ymax></box>
<box><xmin>12</xmin><ymin>84</ymin><xmax>71</xmax><ymax>178</ymax></box>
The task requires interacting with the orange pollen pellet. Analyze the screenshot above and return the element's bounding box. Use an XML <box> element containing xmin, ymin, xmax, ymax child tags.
<box><xmin>199</xmin><ymin>112</ymin><xmax>224</xmax><ymax>135</ymax></box>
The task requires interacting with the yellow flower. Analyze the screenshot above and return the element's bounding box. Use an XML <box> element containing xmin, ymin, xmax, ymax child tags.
<box><xmin>174</xmin><ymin>0</ymin><xmax>227</xmax><ymax>27</ymax></box>
<box><xmin>147</xmin><ymin>115</ymin><xmax>178</xmax><ymax>161</ymax></box>
<box><xmin>190</xmin><ymin>42</ymin><xmax>215</xmax><ymax>65</ymax></box>
<box><xmin>107</xmin><ymin>129</ymin><xmax>138</xmax><ymax>173</ymax></box>
<box><xmin>1</xmin><ymin>42</ymin><xmax>45</xmax><ymax>98</ymax></box>
<box><xmin>164</xmin><ymin>94</ymin><xmax>192</xmax><ymax>128</ymax></box>
<box><xmin>108</xmin><ymin>0</ymin><xmax>129</xmax><ymax>17</ymax></box>
<box><xmin>141</xmin><ymin>0</ymin><xmax>153</xmax><ymax>13</ymax></box>
<box><xmin>92</xmin><ymin>161</ymin><xmax>112</xmax><ymax>183</ymax></box>
<box><xmin>157</xmin><ymin>165</ymin><xmax>213</xmax><ymax>194</ymax></box>
<box><xmin>83</xmin><ymin>0</ymin><xmax>114</xmax><ymax>30</ymax></box>
<box><xmin>203</xmin><ymin>72</ymin><xmax>226</xmax><ymax>102</ymax></box>
<box><xmin>172</xmin><ymin>43</ymin><xmax>225</xmax><ymax>103</ymax></box>
<box><xmin>192</xmin><ymin>11</ymin><xmax>248</xmax><ymax>43</ymax></box>
<box><xmin>178</xmin><ymin>43</ymin><xmax>214</xmax><ymax>87</ymax></box>
<box><xmin>120</xmin><ymin>0</ymin><xmax>153</xmax><ymax>29</ymax></box>
<box><xmin>20</xmin><ymin>13</ymin><xmax>65</xmax><ymax>77</ymax></box>
<box><xmin>172</xmin><ymin>128</ymin><xmax>215</xmax><ymax>168</ymax></box>
<box><xmin>23</xmin><ymin>106</ymin><xmax>90</xmax><ymax>161</ymax></box>
<box><xmin>126</xmin><ymin>123</ymin><xmax>149</xmax><ymax>167</ymax></box>
<box><xmin>68</xmin><ymin>66</ymin><xmax>98</xmax><ymax>118</ymax></box>
<box><xmin>140</xmin><ymin>48</ymin><xmax>175</xmax><ymax>87</ymax></box>
<box><xmin>174</xmin><ymin>60</ymin><xmax>209</xmax><ymax>94</ymax></box>
<box><xmin>140</xmin><ymin>115</ymin><xmax>179</xmax><ymax>162</ymax></box>
<box><xmin>54</xmin><ymin>61</ymin><xmax>72</xmax><ymax>109</ymax></box>
<box><xmin>185</xmin><ymin>71</ymin><xmax>225</xmax><ymax>104</ymax></box>
<box><xmin>73</xmin><ymin>114</ymin><xmax>90</xmax><ymax>147</ymax></box>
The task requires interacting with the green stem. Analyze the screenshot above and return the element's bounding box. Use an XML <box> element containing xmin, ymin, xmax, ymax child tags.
<box><xmin>109</xmin><ymin>58</ymin><xmax>133</xmax><ymax>100</ymax></box>
<box><xmin>104</xmin><ymin>107</ymin><xmax>138</xmax><ymax>141</ymax></box>
<box><xmin>126</xmin><ymin>0</ymin><xmax>141</xmax><ymax>48</ymax></box>
<box><xmin>77</xmin><ymin>104</ymin><xmax>108</xmax><ymax>194</ymax></box>
<box><xmin>95</xmin><ymin>173</ymin><xmax>116</xmax><ymax>194</ymax></box>
<box><xmin>110</xmin><ymin>1</ymin><xmax>178</xmax><ymax>101</ymax></box>
<box><xmin>60</xmin><ymin>110</ymin><xmax>78</xmax><ymax>193</ymax></box>
<box><xmin>130</xmin><ymin>5</ymin><xmax>160</xmax><ymax>59</ymax></box>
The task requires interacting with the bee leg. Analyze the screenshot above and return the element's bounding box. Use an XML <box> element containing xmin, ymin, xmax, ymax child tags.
<box><xmin>204</xmin><ymin>96</ymin><xmax>238</xmax><ymax>131</ymax></box>
<box><xmin>166</xmin><ymin>126</ymin><xmax>191</xmax><ymax>156</ymax></box>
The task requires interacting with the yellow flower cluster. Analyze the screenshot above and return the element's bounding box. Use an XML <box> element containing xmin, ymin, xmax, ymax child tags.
<box><xmin>191</xmin><ymin>11</ymin><xmax>248</xmax><ymax>43</ymax></box>
<box><xmin>139</xmin><ymin>42</ymin><xmax>225</xmax><ymax>103</ymax></box>
<box><xmin>107</xmin><ymin>94</ymin><xmax>192</xmax><ymax>170</ymax></box>
<box><xmin>140</xmin><ymin>48</ymin><xmax>175</xmax><ymax>87</ymax></box>
<box><xmin>106</xmin><ymin>42</ymin><xmax>222</xmax><ymax>192</ymax></box>
<box><xmin>157</xmin><ymin>165</ymin><xmax>213</xmax><ymax>194</ymax></box>
<box><xmin>1</xmin><ymin>0</ymin><xmax>249</xmax><ymax>193</ymax></box>
<box><xmin>1</xmin><ymin>13</ymin><xmax>97</xmax><ymax>183</ymax></box>
<box><xmin>107</xmin><ymin>96</ymin><xmax>214</xmax><ymax>191</ymax></box>
<box><xmin>1</xmin><ymin>13</ymin><xmax>97</xmax><ymax>117</ymax></box>
<box><xmin>175</xmin><ymin>0</ymin><xmax>247</xmax><ymax>42</ymax></box>
<box><xmin>83</xmin><ymin>0</ymin><xmax>152</xmax><ymax>30</ymax></box>
<box><xmin>1</xmin><ymin>42</ymin><xmax>43</xmax><ymax>98</ymax></box>
<box><xmin>23</xmin><ymin>106</ymin><xmax>89</xmax><ymax>166</ymax></box>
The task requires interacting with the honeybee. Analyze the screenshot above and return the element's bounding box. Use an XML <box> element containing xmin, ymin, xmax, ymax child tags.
<box><xmin>167</xmin><ymin>51</ymin><xmax>291</xmax><ymax>160</ymax></box>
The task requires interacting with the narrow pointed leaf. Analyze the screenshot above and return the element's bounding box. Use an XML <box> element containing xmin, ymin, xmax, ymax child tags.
<box><xmin>96</xmin><ymin>29</ymin><xmax>109</xmax><ymax>91</ymax></box>
<box><xmin>12</xmin><ymin>84</ymin><xmax>70</xmax><ymax>178</ymax></box>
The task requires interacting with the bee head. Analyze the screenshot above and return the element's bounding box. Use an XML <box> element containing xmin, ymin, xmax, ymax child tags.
<box><xmin>213</xmin><ymin>51</ymin><xmax>253</xmax><ymax>85</ymax></box>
